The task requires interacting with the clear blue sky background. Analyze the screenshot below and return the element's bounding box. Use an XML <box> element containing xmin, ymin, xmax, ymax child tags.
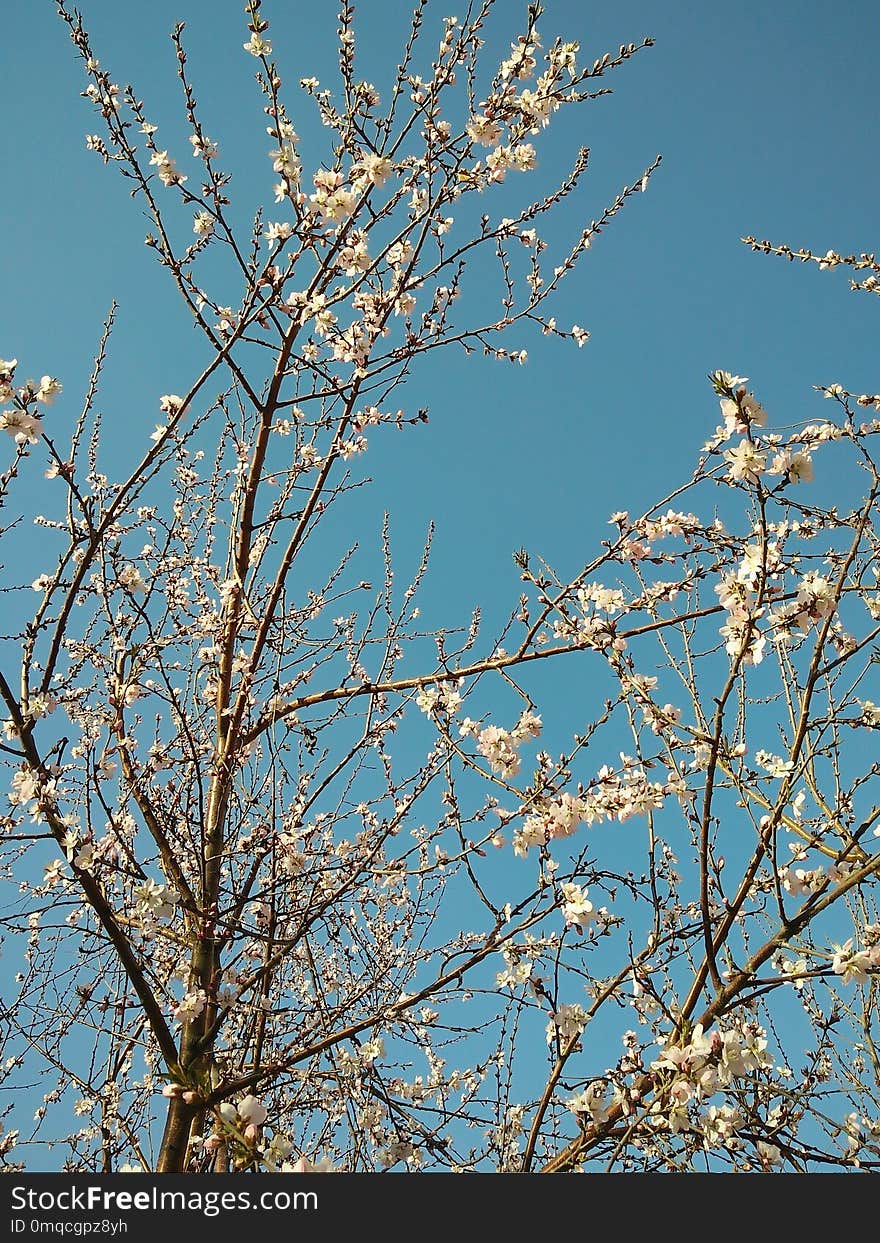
<box><xmin>2</xmin><ymin>0</ymin><xmax>878</xmax><ymax>623</ymax></box>
<box><xmin>1</xmin><ymin>1</ymin><xmax>879</xmax><ymax>1167</ymax></box>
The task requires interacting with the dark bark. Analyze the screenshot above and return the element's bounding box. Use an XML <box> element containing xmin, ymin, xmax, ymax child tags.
<box><xmin>157</xmin><ymin>1097</ymin><xmax>195</xmax><ymax>1173</ymax></box>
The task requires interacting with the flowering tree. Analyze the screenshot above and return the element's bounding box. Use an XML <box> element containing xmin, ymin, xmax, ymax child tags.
<box><xmin>2</xmin><ymin>0</ymin><xmax>879</xmax><ymax>1174</ymax></box>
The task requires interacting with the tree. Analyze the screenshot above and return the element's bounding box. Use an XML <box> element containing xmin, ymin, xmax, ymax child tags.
<box><xmin>1</xmin><ymin>0</ymin><xmax>879</xmax><ymax>1174</ymax></box>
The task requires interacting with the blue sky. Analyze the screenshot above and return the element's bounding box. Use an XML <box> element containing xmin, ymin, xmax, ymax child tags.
<box><xmin>3</xmin><ymin>0</ymin><xmax>878</xmax><ymax>620</ymax></box>
<box><xmin>2</xmin><ymin>0</ymin><xmax>879</xmax><ymax>1169</ymax></box>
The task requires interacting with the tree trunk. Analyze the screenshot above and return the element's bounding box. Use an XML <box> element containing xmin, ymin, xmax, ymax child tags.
<box><xmin>156</xmin><ymin>1097</ymin><xmax>195</xmax><ymax>1172</ymax></box>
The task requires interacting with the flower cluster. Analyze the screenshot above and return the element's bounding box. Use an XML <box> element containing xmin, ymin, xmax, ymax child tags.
<box><xmin>148</xmin><ymin>149</ymin><xmax>186</xmax><ymax>187</ymax></box>
<box><xmin>831</xmin><ymin>937</ymin><xmax>880</xmax><ymax>984</ymax></box>
<box><xmin>650</xmin><ymin>1021</ymin><xmax>774</xmax><ymax>1141</ymax></box>
<box><xmin>559</xmin><ymin>881</ymin><xmax>597</xmax><ymax>930</ymax></box>
<box><xmin>0</xmin><ymin>358</ymin><xmax>61</xmax><ymax>446</ymax></box>
<box><xmin>134</xmin><ymin>878</ymin><xmax>178</xmax><ymax>921</ymax></box>
<box><xmin>547</xmin><ymin>1002</ymin><xmax>587</xmax><ymax>1044</ymax></box>
<box><xmin>218</xmin><ymin>1094</ymin><xmax>268</xmax><ymax>1142</ymax></box>
<box><xmin>172</xmin><ymin>989</ymin><xmax>207</xmax><ymax>1024</ymax></box>
<box><xmin>512</xmin><ymin>754</ymin><xmax>671</xmax><ymax>856</ymax></box>
<box><xmin>309</xmin><ymin>168</ymin><xmax>357</xmax><ymax>223</ymax></box>
<box><xmin>452</xmin><ymin>709</ymin><xmax>542</xmax><ymax>781</ymax></box>
<box><xmin>768</xmin><ymin>570</ymin><xmax>837</xmax><ymax>636</ymax></box>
